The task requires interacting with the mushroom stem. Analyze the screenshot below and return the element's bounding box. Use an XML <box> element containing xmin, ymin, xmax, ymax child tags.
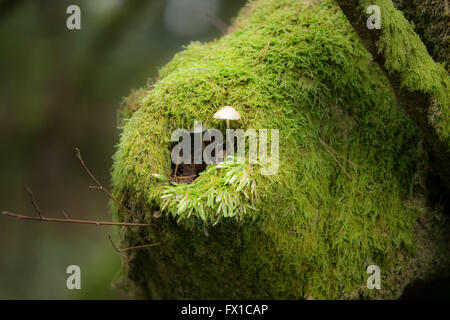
<box><xmin>213</xmin><ymin>105</ymin><xmax>240</xmax><ymax>132</ymax></box>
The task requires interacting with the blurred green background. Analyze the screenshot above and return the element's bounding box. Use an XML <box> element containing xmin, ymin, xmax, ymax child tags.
<box><xmin>0</xmin><ymin>0</ymin><xmax>246</xmax><ymax>299</ymax></box>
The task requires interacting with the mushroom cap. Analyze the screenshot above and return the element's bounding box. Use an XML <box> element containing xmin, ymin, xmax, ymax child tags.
<box><xmin>213</xmin><ymin>106</ymin><xmax>241</xmax><ymax>120</ymax></box>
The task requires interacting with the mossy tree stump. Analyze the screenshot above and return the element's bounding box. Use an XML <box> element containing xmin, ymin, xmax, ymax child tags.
<box><xmin>111</xmin><ymin>0</ymin><xmax>449</xmax><ymax>299</ymax></box>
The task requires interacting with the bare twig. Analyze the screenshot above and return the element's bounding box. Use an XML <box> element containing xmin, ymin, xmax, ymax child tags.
<box><xmin>174</xmin><ymin>162</ymin><xmax>179</xmax><ymax>180</ymax></box>
<box><xmin>171</xmin><ymin>174</ymin><xmax>197</xmax><ymax>183</ymax></box>
<box><xmin>176</xmin><ymin>175</ymin><xmax>197</xmax><ymax>179</ymax></box>
<box><xmin>319</xmin><ymin>139</ymin><xmax>352</xmax><ymax>180</ymax></box>
<box><xmin>319</xmin><ymin>138</ymin><xmax>358</xmax><ymax>168</ymax></box>
<box><xmin>173</xmin><ymin>175</ymin><xmax>197</xmax><ymax>181</ymax></box>
<box><xmin>75</xmin><ymin>147</ymin><xmax>142</xmax><ymax>221</ymax></box>
<box><xmin>2</xmin><ymin>149</ymin><xmax>159</xmax><ymax>251</ymax></box>
<box><xmin>1</xmin><ymin>210</ymin><xmax>153</xmax><ymax>227</ymax></box>
<box><xmin>108</xmin><ymin>235</ymin><xmax>161</xmax><ymax>253</ymax></box>
<box><xmin>227</xmin><ymin>6</ymin><xmax>251</xmax><ymax>35</ymax></box>
<box><xmin>108</xmin><ymin>235</ymin><xmax>123</xmax><ymax>253</ymax></box>
<box><xmin>24</xmin><ymin>186</ymin><xmax>43</xmax><ymax>219</ymax></box>
<box><xmin>201</xmin><ymin>54</ymin><xmax>211</xmax><ymax>61</ymax></box>
<box><xmin>254</xmin><ymin>40</ymin><xmax>270</xmax><ymax>65</ymax></box>
<box><xmin>204</xmin><ymin>11</ymin><xmax>228</xmax><ymax>34</ymax></box>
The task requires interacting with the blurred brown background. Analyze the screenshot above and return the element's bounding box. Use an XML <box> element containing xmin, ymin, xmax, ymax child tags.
<box><xmin>0</xmin><ymin>0</ymin><xmax>246</xmax><ymax>299</ymax></box>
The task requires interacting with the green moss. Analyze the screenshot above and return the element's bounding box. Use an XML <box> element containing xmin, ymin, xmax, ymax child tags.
<box><xmin>160</xmin><ymin>160</ymin><xmax>260</xmax><ymax>226</ymax></box>
<box><xmin>359</xmin><ymin>0</ymin><xmax>450</xmax><ymax>144</ymax></box>
<box><xmin>393</xmin><ymin>0</ymin><xmax>449</xmax><ymax>66</ymax></box>
<box><xmin>111</xmin><ymin>0</ymin><xmax>449</xmax><ymax>299</ymax></box>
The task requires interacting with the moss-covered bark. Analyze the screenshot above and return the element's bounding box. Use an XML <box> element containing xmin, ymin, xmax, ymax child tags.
<box><xmin>111</xmin><ymin>0</ymin><xmax>449</xmax><ymax>299</ymax></box>
<box><xmin>335</xmin><ymin>0</ymin><xmax>450</xmax><ymax>192</ymax></box>
<box><xmin>393</xmin><ymin>0</ymin><xmax>449</xmax><ymax>65</ymax></box>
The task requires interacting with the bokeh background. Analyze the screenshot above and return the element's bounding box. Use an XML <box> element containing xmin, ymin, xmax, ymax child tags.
<box><xmin>0</xmin><ymin>0</ymin><xmax>246</xmax><ymax>299</ymax></box>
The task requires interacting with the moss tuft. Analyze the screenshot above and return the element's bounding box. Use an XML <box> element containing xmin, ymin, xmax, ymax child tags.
<box><xmin>393</xmin><ymin>0</ymin><xmax>449</xmax><ymax>66</ymax></box>
<box><xmin>359</xmin><ymin>0</ymin><xmax>450</xmax><ymax>144</ymax></box>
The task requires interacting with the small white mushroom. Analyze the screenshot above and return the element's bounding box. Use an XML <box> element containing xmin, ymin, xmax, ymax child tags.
<box><xmin>213</xmin><ymin>106</ymin><xmax>241</xmax><ymax>130</ymax></box>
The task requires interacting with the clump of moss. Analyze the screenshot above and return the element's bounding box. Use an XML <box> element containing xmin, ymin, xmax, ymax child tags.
<box><xmin>117</xmin><ymin>87</ymin><xmax>149</xmax><ymax>128</ymax></box>
<box><xmin>393</xmin><ymin>0</ymin><xmax>449</xmax><ymax>66</ymax></box>
<box><xmin>160</xmin><ymin>160</ymin><xmax>260</xmax><ymax>227</ymax></box>
<box><xmin>111</xmin><ymin>0</ymin><xmax>449</xmax><ymax>299</ymax></box>
<box><xmin>359</xmin><ymin>0</ymin><xmax>450</xmax><ymax>144</ymax></box>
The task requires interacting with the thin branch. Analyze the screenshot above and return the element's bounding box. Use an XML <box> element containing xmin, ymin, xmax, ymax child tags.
<box><xmin>108</xmin><ymin>235</ymin><xmax>123</xmax><ymax>253</ymax></box>
<box><xmin>24</xmin><ymin>186</ymin><xmax>43</xmax><ymax>219</ymax></box>
<box><xmin>109</xmin><ymin>235</ymin><xmax>161</xmax><ymax>253</ymax></box>
<box><xmin>227</xmin><ymin>6</ymin><xmax>251</xmax><ymax>35</ymax></box>
<box><xmin>319</xmin><ymin>138</ymin><xmax>358</xmax><ymax>168</ymax></box>
<box><xmin>1</xmin><ymin>211</ymin><xmax>153</xmax><ymax>227</ymax></box>
<box><xmin>119</xmin><ymin>242</ymin><xmax>161</xmax><ymax>252</ymax></box>
<box><xmin>174</xmin><ymin>161</ymin><xmax>179</xmax><ymax>180</ymax></box>
<box><xmin>75</xmin><ymin>147</ymin><xmax>142</xmax><ymax>221</ymax></box>
<box><xmin>172</xmin><ymin>175</ymin><xmax>197</xmax><ymax>183</ymax></box>
<box><xmin>319</xmin><ymin>139</ymin><xmax>352</xmax><ymax>180</ymax></box>
<box><xmin>175</xmin><ymin>175</ymin><xmax>197</xmax><ymax>179</ymax></box>
<box><xmin>253</xmin><ymin>40</ymin><xmax>270</xmax><ymax>65</ymax></box>
<box><xmin>204</xmin><ymin>11</ymin><xmax>228</xmax><ymax>34</ymax></box>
